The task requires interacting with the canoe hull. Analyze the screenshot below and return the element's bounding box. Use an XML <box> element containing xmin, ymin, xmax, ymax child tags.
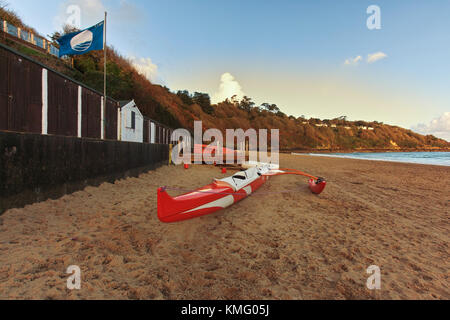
<box><xmin>157</xmin><ymin>175</ymin><xmax>268</xmax><ymax>223</ymax></box>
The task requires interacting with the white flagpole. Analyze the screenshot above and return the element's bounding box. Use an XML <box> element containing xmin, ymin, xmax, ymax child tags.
<box><xmin>103</xmin><ymin>11</ymin><xmax>107</xmax><ymax>139</ymax></box>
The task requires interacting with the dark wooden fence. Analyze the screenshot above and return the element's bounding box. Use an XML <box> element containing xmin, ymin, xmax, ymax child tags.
<box><xmin>0</xmin><ymin>46</ymin><xmax>42</xmax><ymax>133</ymax></box>
<box><xmin>0</xmin><ymin>43</ymin><xmax>175</xmax><ymax>146</ymax></box>
<box><xmin>0</xmin><ymin>43</ymin><xmax>179</xmax><ymax>213</ymax></box>
<box><xmin>143</xmin><ymin>119</ymin><xmax>149</xmax><ymax>143</ymax></box>
<box><xmin>47</xmin><ymin>71</ymin><xmax>78</xmax><ymax>136</ymax></box>
<box><xmin>0</xmin><ymin>43</ymin><xmax>121</xmax><ymax>139</ymax></box>
<box><xmin>142</xmin><ymin>117</ymin><xmax>173</xmax><ymax>144</ymax></box>
<box><xmin>0</xmin><ymin>131</ymin><xmax>169</xmax><ymax>213</ymax></box>
<box><xmin>81</xmin><ymin>88</ymin><xmax>102</xmax><ymax>138</ymax></box>
<box><xmin>105</xmin><ymin>98</ymin><xmax>118</xmax><ymax>140</ymax></box>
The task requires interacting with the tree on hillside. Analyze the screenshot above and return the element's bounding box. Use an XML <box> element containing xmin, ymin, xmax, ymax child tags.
<box><xmin>355</xmin><ymin>120</ymin><xmax>368</xmax><ymax>127</ymax></box>
<box><xmin>192</xmin><ymin>92</ymin><xmax>213</xmax><ymax>114</ymax></box>
<box><xmin>50</xmin><ymin>25</ymin><xmax>80</xmax><ymax>46</ymax></box>
<box><xmin>309</xmin><ymin>118</ymin><xmax>322</xmax><ymax>124</ymax></box>
<box><xmin>260</xmin><ymin>103</ymin><xmax>280</xmax><ymax>113</ymax></box>
<box><xmin>276</xmin><ymin>111</ymin><xmax>287</xmax><ymax>118</ymax></box>
<box><xmin>230</xmin><ymin>95</ymin><xmax>240</xmax><ymax>106</ymax></box>
<box><xmin>239</xmin><ymin>96</ymin><xmax>255</xmax><ymax>112</ymax></box>
<box><xmin>176</xmin><ymin>90</ymin><xmax>194</xmax><ymax>106</ymax></box>
<box><xmin>260</xmin><ymin>103</ymin><xmax>270</xmax><ymax>112</ymax></box>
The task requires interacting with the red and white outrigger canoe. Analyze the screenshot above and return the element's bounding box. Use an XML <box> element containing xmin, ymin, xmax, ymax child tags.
<box><xmin>157</xmin><ymin>164</ymin><xmax>326</xmax><ymax>223</ymax></box>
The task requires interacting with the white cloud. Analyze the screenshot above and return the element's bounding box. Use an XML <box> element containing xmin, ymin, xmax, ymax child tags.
<box><xmin>412</xmin><ymin>112</ymin><xmax>450</xmax><ymax>141</ymax></box>
<box><xmin>212</xmin><ymin>73</ymin><xmax>245</xmax><ymax>104</ymax></box>
<box><xmin>128</xmin><ymin>56</ymin><xmax>159</xmax><ymax>83</ymax></box>
<box><xmin>344</xmin><ymin>52</ymin><xmax>387</xmax><ymax>66</ymax></box>
<box><xmin>367</xmin><ymin>51</ymin><xmax>387</xmax><ymax>64</ymax></box>
<box><xmin>344</xmin><ymin>55</ymin><xmax>363</xmax><ymax>66</ymax></box>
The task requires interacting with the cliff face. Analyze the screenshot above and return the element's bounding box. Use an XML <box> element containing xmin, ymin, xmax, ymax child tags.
<box><xmin>2</xmin><ymin>6</ymin><xmax>449</xmax><ymax>151</ymax></box>
<box><xmin>167</xmin><ymin>101</ymin><xmax>449</xmax><ymax>151</ymax></box>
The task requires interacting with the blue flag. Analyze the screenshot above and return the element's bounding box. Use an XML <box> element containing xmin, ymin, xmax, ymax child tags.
<box><xmin>57</xmin><ymin>21</ymin><xmax>104</xmax><ymax>57</ymax></box>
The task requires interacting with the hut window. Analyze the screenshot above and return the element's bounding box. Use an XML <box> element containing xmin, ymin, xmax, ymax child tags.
<box><xmin>131</xmin><ymin>111</ymin><xmax>136</xmax><ymax>129</ymax></box>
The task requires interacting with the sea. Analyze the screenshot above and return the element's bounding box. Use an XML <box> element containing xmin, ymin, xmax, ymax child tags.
<box><xmin>293</xmin><ymin>152</ymin><xmax>450</xmax><ymax>167</ymax></box>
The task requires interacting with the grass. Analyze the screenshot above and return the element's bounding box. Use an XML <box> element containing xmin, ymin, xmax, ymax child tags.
<box><xmin>15</xmin><ymin>43</ymin><xmax>47</xmax><ymax>58</ymax></box>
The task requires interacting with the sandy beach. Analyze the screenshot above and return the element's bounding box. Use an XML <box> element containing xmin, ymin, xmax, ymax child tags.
<box><xmin>0</xmin><ymin>154</ymin><xmax>448</xmax><ymax>300</ymax></box>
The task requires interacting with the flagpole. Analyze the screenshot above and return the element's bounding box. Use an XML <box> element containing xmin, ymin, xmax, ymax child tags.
<box><xmin>103</xmin><ymin>11</ymin><xmax>107</xmax><ymax>100</ymax></box>
<box><xmin>103</xmin><ymin>11</ymin><xmax>107</xmax><ymax>139</ymax></box>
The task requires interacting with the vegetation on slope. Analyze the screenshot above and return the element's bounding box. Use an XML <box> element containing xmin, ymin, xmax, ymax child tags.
<box><xmin>1</xmin><ymin>4</ymin><xmax>448</xmax><ymax>150</ymax></box>
<box><xmin>0</xmin><ymin>1</ymin><xmax>39</xmax><ymax>35</ymax></box>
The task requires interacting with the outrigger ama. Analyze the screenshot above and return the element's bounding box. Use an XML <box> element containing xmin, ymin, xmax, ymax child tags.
<box><xmin>157</xmin><ymin>164</ymin><xmax>326</xmax><ymax>223</ymax></box>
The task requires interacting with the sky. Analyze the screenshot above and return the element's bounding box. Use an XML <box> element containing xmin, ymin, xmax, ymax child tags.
<box><xmin>8</xmin><ymin>0</ymin><xmax>450</xmax><ymax>140</ymax></box>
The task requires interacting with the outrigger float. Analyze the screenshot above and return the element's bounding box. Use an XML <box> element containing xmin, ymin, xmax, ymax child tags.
<box><xmin>157</xmin><ymin>163</ymin><xmax>326</xmax><ymax>223</ymax></box>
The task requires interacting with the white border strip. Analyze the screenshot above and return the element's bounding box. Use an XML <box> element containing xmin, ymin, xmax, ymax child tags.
<box><xmin>101</xmin><ymin>97</ymin><xmax>104</xmax><ymax>139</ymax></box>
<box><xmin>41</xmin><ymin>69</ymin><xmax>48</xmax><ymax>134</ymax></box>
<box><xmin>77</xmin><ymin>86</ymin><xmax>82</xmax><ymax>138</ymax></box>
<box><xmin>117</xmin><ymin>107</ymin><xmax>121</xmax><ymax>140</ymax></box>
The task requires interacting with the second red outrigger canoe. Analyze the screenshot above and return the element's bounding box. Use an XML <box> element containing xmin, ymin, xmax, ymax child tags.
<box><xmin>157</xmin><ymin>165</ymin><xmax>326</xmax><ymax>223</ymax></box>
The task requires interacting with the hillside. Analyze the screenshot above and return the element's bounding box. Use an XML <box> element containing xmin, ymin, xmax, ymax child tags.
<box><xmin>1</xmin><ymin>5</ymin><xmax>449</xmax><ymax>151</ymax></box>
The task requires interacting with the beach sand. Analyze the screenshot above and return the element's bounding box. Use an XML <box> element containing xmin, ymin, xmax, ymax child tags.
<box><xmin>0</xmin><ymin>154</ymin><xmax>448</xmax><ymax>300</ymax></box>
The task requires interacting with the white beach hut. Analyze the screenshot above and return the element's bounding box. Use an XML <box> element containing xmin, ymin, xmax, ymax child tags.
<box><xmin>119</xmin><ymin>100</ymin><xmax>144</xmax><ymax>143</ymax></box>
